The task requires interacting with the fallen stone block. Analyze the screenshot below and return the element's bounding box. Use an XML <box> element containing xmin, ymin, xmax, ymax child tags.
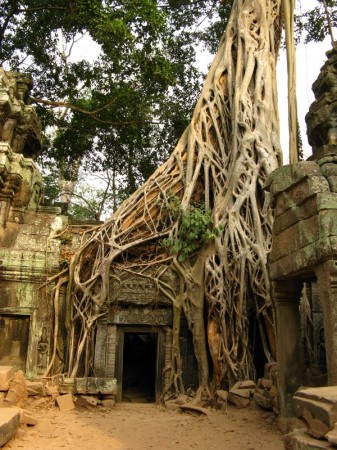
<box><xmin>25</xmin><ymin>380</ymin><xmax>45</xmax><ymax>396</ymax></box>
<box><xmin>228</xmin><ymin>391</ymin><xmax>250</xmax><ymax>407</ymax></box>
<box><xmin>253</xmin><ymin>389</ymin><xmax>273</xmax><ymax>410</ymax></box>
<box><xmin>229</xmin><ymin>388</ymin><xmax>251</xmax><ymax>399</ymax></box>
<box><xmin>81</xmin><ymin>395</ymin><xmax>99</xmax><ymax>406</ymax></box>
<box><xmin>293</xmin><ymin>387</ymin><xmax>337</xmax><ymax>431</ymax></box>
<box><xmin>216</xmin><ymin>390</ymin><xmax>228</xmax><ymax>403</ymax></box>
<box><xmin>75</xmin><ymin>377</ymin><xmax>117</xmax><ymax>395</ymax></box>
<box><xmin>19</xmin><ymin>409</ymin><xmax>38</xmax><ymax>426</ymax></box>
<box><xmin>6</xmin><ymin>371</ymin><xmax>28</xmax><ymax>407</ymax></box>
<box><xmin>0</xmin><ymin>406</ymin><xmax>21</xmax><ymax>447</ymax></box>
<box><xmin>56</xmin><ymin>393</ymin><xmax>75</xmax><ymax>412</ymax></box>
<box><xmin>302</xmin><ymin>407</ymin><xmax>329</xmax><ymax>439</ymax></box>
<box><xmin>237</xmin><ymin>380</ymin><xmax>256</xmax><ymax>390</ymax></box>
<box><xmin>101</xmin><ymin>398</ymin><xmax>115</xmax><ymax>409</ymax></box>
<box><xmin>284</xmin><ymin>428</ymin><xmax>334</xmax><ymax>449</ymax></box>
<box><xmin>0</xmin><ymin>366</ymin><xmax>15</xmax><ymax>391</ymax></box>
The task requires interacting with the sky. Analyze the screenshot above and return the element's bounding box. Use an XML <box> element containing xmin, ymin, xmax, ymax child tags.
<box><xmin>277</xmin><ymin>1</ymin><xmax>333</xmax><ymax>163</ymax></box>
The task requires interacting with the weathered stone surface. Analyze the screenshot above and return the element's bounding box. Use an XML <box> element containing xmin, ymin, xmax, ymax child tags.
<box><xmin>228</xmin><ymin>391</ymin><xmax>250</xmax><ymax>407</ymax></box>
<box><xmin>0</xmin><ymin>406</ymin><xmax>20</xmax><ymax>447</ymax></box>
<box><xmin>19</xmin><ymin>408</ymin><xmax>38</xmax><ymax>426</ymax></box>
<box><xmin>284</xmin><ymin>429</ymin><xmax>334</xmax><ymax>450</ymax></box>
<box><xmin>229</xmin><ymin>388</ymin><xmax>251</xmax><ymax>399</ymax></box>
<box><xmin>25</xmin><ymin>380</ymin><xmax>45</xmax><ymax>396</ymax></box>
<box><xmin>101</xmin><ymin>398</ymin><xmax>116</xmax><ymax>409</ymax></box>
<box><xmin>302</xmin><ymin>407</ymin><xmax>330</xmax><ymax>439</ymax></box>
<box><xmin>80</xmin><ymin>395</ymin><xmax>99</xmax><ymax>406</ymax></box>
<box><xmin>253</xmin><ymin>389</ymin><xmax>273</xmax><ymax>410</ymax></box>
<box><xmin>75</xmin><ymin>377</ymin><xmax>117</xmax><ymax>395</ymax></box>
<box><xmin>6</xmin><ymin>370</ymin><xmax>28</xmax><ymax>407</ymax></box>
<box><xmin>232</xmin><ymin>380</ymin><xmax>256</xmax><ymax>390</ymax></box>
<box><xmin>326</xmin><ymin>422</ymin><xmax>337</xmax><ymax>445</ymax></box>
<box><xmin>0</xmin><ymin>366</ymin><xmax>15</xmax><ymax>391</ymax></box>
<box><xmin>293</xmin><ymin>387</ymin><xmax>337</xmax><ymax>430</ymax></box>
<box><xmin>216</xmin><ymin>390</ymin><xmax>228</xmax><ymax>402</ymax></box>
<box><xmin>56</xmin><ymin>394</ymin><xmax>75</xmax><ymax>412</ymax></box>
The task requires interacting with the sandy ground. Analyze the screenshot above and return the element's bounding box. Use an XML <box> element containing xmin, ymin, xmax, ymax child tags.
<box><xmin>3</xmin><ymin>399</ymin><xmax>285</xmax><ymax>450</ymax></box>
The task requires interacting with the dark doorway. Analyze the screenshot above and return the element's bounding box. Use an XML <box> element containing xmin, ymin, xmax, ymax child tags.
<box><xmin>122</xmin><ymin>332</ymin><xmax>157</xmax><ymax>403</ymax></box>
<box><xmin>0</xmin><ymin>314</ymin><xmax>30</xmax><ymax>370</ymax></box>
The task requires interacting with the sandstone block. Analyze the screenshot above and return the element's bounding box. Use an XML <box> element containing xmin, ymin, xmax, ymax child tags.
<box><xmin>229</xmin><ymin>388</ymin><xmax>251</xmax><ymax>399</ymax></box>
<box><xmin>6</xmin><ymin>371</ymin><xmax>28</xmax><ymax>407</ymax></box>
<box><xmin>302</xmin><ymin>407</ymin><xmax>330</xmax><ymax>439</ymax></box>
<box><xmin>216</xmin><ymin>390</ymin><xmax>228</xmax><ymax>402</ymax></box>
<box><xmin>284</xmin><ymin>428</ymin><xmax>333</xmax><ymax>450</ymax></box>
<box><xmin>228</xmin><ymin>392</ymin><xmax>250</xmax><ymax>407</ymax></box>
<box><xmin>19</xmin><ymin>409</ymin><xmax>38</xmax><ymax>426</ymax></box>
<box><xmin>253</xmin><ymin>390</ymin><xmax>273</xmax><ymax>410</ymax></box>
<box><xmin>25</xmin><ymin>380</ymin><xmax>45</xmax><ymax>396</ymax></box>
<box><xmin>0</xmin><ymin>406</ymin><xmax>21</xmax><ymax>447</ymax></box>
<box><xmin>0</xmin><ymin>366</ymin><xmax>15</xmax><ymax>391</ymax></box>
<box><xmin>56</xmin><ymin>394</ymin><xmax>75</xmax><ymax>412</ymax></box>
<box><xmin>101</xmin><ymin>399</ymin><xmax>115</xmax><ymax>409</ymax></box>
<box><xmin>75</xmin><ymin>377</ymin><xmax>117</xmax><ymax>395</ymax></box>
<box><xmin>293</xmin><ymin>387</ymin><xmax>337</xmax><ymax>430</ymax></box>
<box><xmin>80</xmin><ymin>395</ymin><xmax>98</xmax><ymax>406</ymax></box>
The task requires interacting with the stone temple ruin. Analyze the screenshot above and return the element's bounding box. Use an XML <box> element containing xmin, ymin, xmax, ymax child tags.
<box><xmin>1</xmin><ymin>44</ymin><xmax>337</xmax><ymax>450</ymax></box>
<box><xmin>267</xmin><ymin>46</ymin><xmax>337</xmax><ymax>447</ymax></box>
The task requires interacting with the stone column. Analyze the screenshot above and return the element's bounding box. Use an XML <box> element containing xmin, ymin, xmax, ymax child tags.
<box><xmin>273</xmin><ymin>279</ymin><xmax>304</xmax><ymax>418</ymax></box>
<box><xmin>315</xmin><ymin>260</ymin><xmax>337</xmax><ymax>385</ymax></box>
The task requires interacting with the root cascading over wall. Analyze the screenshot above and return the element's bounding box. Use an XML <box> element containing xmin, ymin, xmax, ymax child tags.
<box><xmin>63</xmin><ymin>0</ymin><xmax>284</xmax><ymax>397</ymax></box>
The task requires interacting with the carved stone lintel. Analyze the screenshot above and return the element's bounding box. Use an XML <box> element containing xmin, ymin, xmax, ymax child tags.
<box><xmin>110</xmin><ymin>307</ymin><xmax>172</xmax><ymax>326</ymax></box>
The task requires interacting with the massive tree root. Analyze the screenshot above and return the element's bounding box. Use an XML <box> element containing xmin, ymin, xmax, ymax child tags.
<box><xmin>64</xmin><ymin>0</ymin><xmax>284</xmax><ymax>396</ymax></box>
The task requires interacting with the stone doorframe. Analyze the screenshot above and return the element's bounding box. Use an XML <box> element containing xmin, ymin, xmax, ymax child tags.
<box><xmin>273</xmin><ymin>259</ymin><xmax>337</xmax><ymax>418</ymax></box>
<box><xmin>114</xmin><ymin>326</ymin><xmax>166</xmax><ymax>402</ymax></box>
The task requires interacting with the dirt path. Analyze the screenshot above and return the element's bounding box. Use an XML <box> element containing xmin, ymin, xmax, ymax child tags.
<box><xmin>4</xmin><ymin>401</ymin><xmax>284</xmax><ymax>450</ymax></box>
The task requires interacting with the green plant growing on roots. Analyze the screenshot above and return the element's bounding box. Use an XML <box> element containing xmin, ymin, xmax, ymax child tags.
<box><xmin>162</xmin><ymin>195</ymin><xmax>223</xmax><ymax>262</ymax></box>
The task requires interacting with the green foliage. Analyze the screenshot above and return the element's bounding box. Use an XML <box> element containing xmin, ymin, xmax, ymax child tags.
<box><xmin>162</xmin><ymin>195</ymin><xmax>222</xmax><ymax>261</ymax></box>
<box><xmin>295</xmin><ymin>0</ymin><xmax>337</xmax><ymax>44</ymax></box>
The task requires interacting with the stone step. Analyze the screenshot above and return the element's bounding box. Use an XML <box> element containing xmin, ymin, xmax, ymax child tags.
<box><xmin>285</xmin><ymin>428</ymin><xmax>335</xmax><ymax>449</ymax></box>
<box><xmin>293</xmin><ymin>387</ymin><xmax>337</xmax><ymax>430</ymax></box>
<box><xmin>0</xmin><ymin>406</ymin><xmax>21</xmax><ymax>447</ymax></box>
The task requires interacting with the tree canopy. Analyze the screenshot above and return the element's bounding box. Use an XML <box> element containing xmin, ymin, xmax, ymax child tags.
<box><xmin>1</xmin><ymin>0</ymin><xmax>335</xmax><ymax>217</ymax></box>
<box><xmin>0</xmin><ymin>0</ymin><xmax>232</xmax><ymax>209</ymax></box>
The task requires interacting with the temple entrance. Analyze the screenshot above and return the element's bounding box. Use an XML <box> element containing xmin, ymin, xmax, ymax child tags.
<box><xmin>116</xmin><ymin>327</ymin><xmax>164</xmax><ymax>403</ymax></box>
<box><xmin>0</xmin><ymin>314</ymin><xmax>30</xmax><ymax>370</ymax></box>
